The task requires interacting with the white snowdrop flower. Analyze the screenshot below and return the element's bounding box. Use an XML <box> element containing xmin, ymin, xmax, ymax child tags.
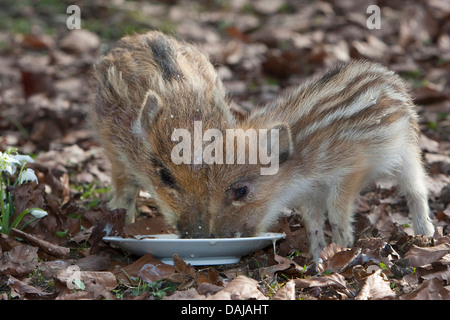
<box><xmin>30</xmin><ymin>208</ymin><xmax>48</xmax><ymax>219</ymax></box>
<box><xmin>12</xmin><ymin>154</ymin><xmax>35</xmax><ymax>165</ymax></box>
<box><xmin>0</xmin><ymin>151</ymin><xmax>20</xmax><ymax>175</ymax></box>
<box><xmin>19</xmin><ymin>168</ymin><xmax>39</xmax><ymax>185</ymax></box>
<box><xmin>170</xmin><ymin>114</ymin><xmax>174</xmax><ymax>119</ymax></box>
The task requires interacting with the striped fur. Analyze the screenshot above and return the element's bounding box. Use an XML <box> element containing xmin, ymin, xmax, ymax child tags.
<box><xmin>90</xmin><ymin>31</ymin><xmax>234</xmax><ymax>225</ymax></box>
<box><xmin>244</xmin><ymin>60</ymin><xmax>435</xmax><ymax>262</ymax></box>
<box><xmin>91</xmin><ymin>32</ymin><xmax>434</xmax><ymax>263</ymax></box>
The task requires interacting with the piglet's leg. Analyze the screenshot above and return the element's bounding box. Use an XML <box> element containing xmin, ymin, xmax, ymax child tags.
<box><xmin>326</xmin><ymin>170</ymin><xmax>367</xmax><ymax>249</ymax></box>
<box><xmin>397</xmin><ymin>146</ymin><xmax>435</xmax><ymax>237</ymax></box>
<box><xmin>298</xmin><ymin>201</ymin><xmax>327</xmax><ymax>264</ymax></box>
<box><xmin>108</xmin><ymin>158</ymin><xmax>139</xmax><ymax>224</ymax></box>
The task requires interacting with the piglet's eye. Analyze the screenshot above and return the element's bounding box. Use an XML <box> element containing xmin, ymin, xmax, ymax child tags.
<box><xmin>159</xmin><ymin>168</ymin><xmax>176</xmax><ymax>189</ymax></box>
<box><xmin>234</xmin><ymin>186</ymin><xmax>248</xmax><ymax>201</ymax></box>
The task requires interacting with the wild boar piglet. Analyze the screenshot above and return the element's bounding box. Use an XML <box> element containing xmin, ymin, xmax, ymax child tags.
<box><xmin>90</xmin><ymin>31</ymin><xmax>235</xmax><ymax>228</ymax></box>
<box><xmin>226</xmin><ymin>60</ymin><xmax>435</xmax><ymax>262</ymax></box>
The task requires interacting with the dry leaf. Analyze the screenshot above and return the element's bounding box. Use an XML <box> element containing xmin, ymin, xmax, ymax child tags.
<box><xmin>355</xmin><ymin>271</ymin><xmax>395</xmax><ymax>300</ymax></box>
<box><xmin>271</xmin><ymin>280</ymin><xmax>296</xmax><ymax>300</ymax></box>
<box><xmin>82</xmin><ymin>271</ymin><xmax>117</xmax><ymax>291</ymax></box>
<box><xmin>405</xmin><ymin>243</ymin><xmax>450</xmax><ymax>267</ymax></box>
<box><xmin>88</xmin><ymin>208</ymin><xmax>126</xmax><ymax>254</ymax></box>
<box><xmin>55</xmin><ymin>267</ymin><xmax>117</xmax><ymax>300</ymax></box>
<box><xmin>75</xmin><ymin>254</ymin><xmax>110</xmax><ymax>271</ymax></box>
<box><xmin>318</xmin><ymin>243</ymin><xmax>361</xmax><ymax>273</ymax></box>
<box><xmin>163</xmin><ymin>287</ymin><xmax>205</xmax><ymax>300</ymax></box>
<box><xmin>0</xmin><ymin>244</ymin><xmax>39</xmax><ymax>277</ymax></box>
<box><xmin>400</xmin><ymin>277</ymin><xmax>450</xmax><ymax>300</ymax></box>
<box><xmin>11</xmin><ymin>182</ymin><xmax>46</xmax><ymax>224</ymax></box>
<box><xmin>206</xmin><ymin>276</ymin><xmax>267</xmax><ymax>300</ymax></box>
<box><xmin>196</xmin><ymin>282</ymin><xmax>224</xmax><ymax>296</ymax></box>
<box><xmin>352</xmin><ymin>35</ymin><xmax>389</xmax><ymax>61</ymax></box>
<box><xmin>8</xmin><ymin>275</ymin><xmax>55</xmax><ymax>300</ymax></box>
<box><xmin>420</xmin><ymin>134</ymin><xmax>440</xmax><ymax>153</ymax></box>
<box><xmin>60</xmin><ymin>173</ymin><xmax>71</xmax><ymax>206</ymax></box>
<box><xmin>115</xmin><ymin>253</ymin><xmax>175</xmax><ymax>284</ymax></box>
<box><xmin>59</xmin><ymin>29</ymin><xmax>100</xmax><ymax>55</ymax></box>
<box><xmin>138</xmin><ymin>260</ymin><xmax>176</xmax><ymax>283</ymax></box>
<box><xmin>426</xmin><ymin>174</ymin><xmax>450</xmax><ymax>199</ymax></box>
<box><xmin>259</xmin><ymin>253</ymin><xmax>302</xmax><ymax>279</ymax></box>
<box><xmin>173</xmin><ymin>253</ymin><xmax>196</xmax><ymax>278</ymax></box>
<box><xmin>293</xmin><ymin>273</ymin><xmax>347</xmax><ymax>290</ymax></box>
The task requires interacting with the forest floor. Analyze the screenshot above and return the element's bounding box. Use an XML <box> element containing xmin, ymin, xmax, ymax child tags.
<box><xmin>0</xmin><ymin>0</ymin><xmax>449</xmax><ymax>300</ymax></box>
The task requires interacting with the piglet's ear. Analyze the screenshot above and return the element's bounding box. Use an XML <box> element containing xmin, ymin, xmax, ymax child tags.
<box><xmin>268</xmin><ymin>123</ymin><xmax>293</xmax><ymax>165</ymax></box>
<box><xmin>134</xmin><ymin>90</ymin><xmax>162</xmax><ymax>137</ymax></box>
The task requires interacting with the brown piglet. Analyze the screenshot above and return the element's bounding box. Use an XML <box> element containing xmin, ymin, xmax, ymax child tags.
<box><xmin>90</xmin><ymin>31</ymin><xmax>235</xmax><ymax>227</ymax></box>
<box><xmin>91</xmin><ymin>32</ymin><xmax>434</xmax><ymax>264</ymax></box>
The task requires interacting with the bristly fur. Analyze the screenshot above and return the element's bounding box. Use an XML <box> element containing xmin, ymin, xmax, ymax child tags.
<box><xmin>245</xmin><ymin>60</ymin><xmax>434</xmax><ymax>261</ymax></box>
<box><xmin>90</xmin><ymin>31</ymin><xmax>234</xmax><ymax>225</ymax></box>
<box><xmin>91</xmin><ymin>31</ymin><xmax>434</xmax><ymax>263</ymax></box>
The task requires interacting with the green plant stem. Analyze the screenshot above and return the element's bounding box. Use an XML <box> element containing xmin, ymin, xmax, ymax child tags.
<box><xmin>0</xmin><ymin>176</ymin><xmax>6</xmax><ymax>233</ymax></box>
<box><xmin>13</xmin><ymin>163</ymin><xmax>27</xmax><ymax>187</ymax></box>
<box><xmin>19</xmin><ymin>217</ymin><xmax>38</xmax><ymax>230</ymax></box>
<box><xmin>9</xmin><ymin>208</ymin><xmax>39</xmax><ymax>231</ymax></box>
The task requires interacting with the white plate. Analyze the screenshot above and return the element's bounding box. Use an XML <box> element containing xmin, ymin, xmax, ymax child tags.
<box><xmin>103</xmin><ymin>233</ymin><xmax>285</xmax><ymax>265</ymax></box>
